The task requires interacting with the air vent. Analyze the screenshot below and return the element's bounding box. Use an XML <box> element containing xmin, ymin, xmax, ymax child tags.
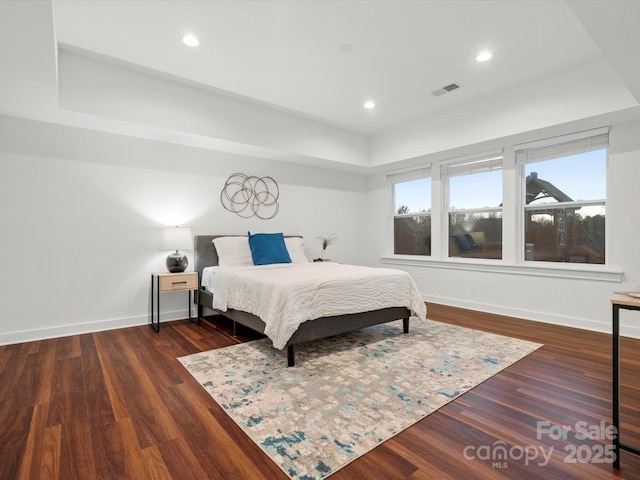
<box><xmin>430</xmin><ymin>82</ymin><xmax>462</xmax><ymax>97</ymax></box>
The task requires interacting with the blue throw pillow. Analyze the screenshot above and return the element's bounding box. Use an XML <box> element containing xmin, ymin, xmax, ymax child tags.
<box><xmin>248</xmin><ymin>231</ymin><xmax>292</xmax><ymax>265</ymax></box>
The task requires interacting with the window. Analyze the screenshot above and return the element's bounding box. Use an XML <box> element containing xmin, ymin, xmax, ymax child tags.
<box><xmin>393</xmin><ymin>174</ymin><xmax>431</xmax><ymax>255</ymax></box>
<box><xmin>386</xmin><ymin>128</ymin><xmax>610</xmax><ymax>274</ymax></box>
<box><xmin>444</xmin><ymin>155</ymin><xmax>503</xmax><ymax>259</ymax></box>
<box><xmin>517</xmin><ymin>133</ymin><xmax>607</xmax><ymax>264</ymax></box>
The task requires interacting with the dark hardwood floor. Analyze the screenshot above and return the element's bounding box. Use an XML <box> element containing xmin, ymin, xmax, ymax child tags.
<box><xmin>1</xmin><ymin>304</ymin><xmax>639</xmax><ymax>479</ymax></box>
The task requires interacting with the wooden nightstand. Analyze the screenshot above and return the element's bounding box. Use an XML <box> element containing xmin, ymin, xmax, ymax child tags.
<box><xmin>150</xmin><ymin>271</ymin><xmax>199</xmax><ymax>332</ymax></box>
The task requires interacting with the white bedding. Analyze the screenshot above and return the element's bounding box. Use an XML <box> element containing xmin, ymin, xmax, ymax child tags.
<box><xmin>204</xmin><ymin>262</ymin><xmax>426</xmax><ymax>349</ymax></box>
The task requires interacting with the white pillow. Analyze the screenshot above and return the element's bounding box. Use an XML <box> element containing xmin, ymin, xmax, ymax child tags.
<box><xmin>285</xmin><ymin>236</ymin><xmax>309</xmax><ymax>263</ymax></box>
<box><xmin>212</xmin><ymin>236</ymin><xmax>253</xmax><ymax>267</ymax></box>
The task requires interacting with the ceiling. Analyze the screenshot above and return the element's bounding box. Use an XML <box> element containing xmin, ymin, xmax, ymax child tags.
<box><xmin>1</xmin><ymin>1</ymin><xmax>639</xmax><ymax>170</ymax></box>
<box><xmin>51</xmin><ymin>0</ymin><xmax>612</xmax><ymax>134</ymax></box>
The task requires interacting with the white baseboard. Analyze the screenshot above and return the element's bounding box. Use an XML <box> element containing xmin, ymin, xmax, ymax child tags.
<box><xmin>4</xmin><ymin>297</ymin><xmax>639</xmax><ymax>345</ymax></box>
<box><xmin>0</xmin><ymin>308</ymin><xmax>194</xmax><ymax>346</ymax></box>
<box><xmin>426</xmin><ymin>294</ymin><xmax>640</xmax><ymax>339</ymax></box>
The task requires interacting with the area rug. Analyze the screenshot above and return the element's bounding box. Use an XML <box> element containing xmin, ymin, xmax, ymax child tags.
<box><xmin>178</xmin><ymin>318</ymin><xmax>542</xmax><ymax>479</ymax></box>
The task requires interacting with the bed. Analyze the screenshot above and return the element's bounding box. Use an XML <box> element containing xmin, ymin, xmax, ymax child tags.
<box><xmin>194</xmin><ymin>234</ymin><xmax>426</xmax><ymax>366</ymax></box>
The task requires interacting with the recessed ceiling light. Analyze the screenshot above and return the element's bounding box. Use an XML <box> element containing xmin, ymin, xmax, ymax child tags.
<box><xmin>476</xmin><ymin>51</ymin><xmax>492</xmax><ymax>62</ymax></box>
<box><xmin>182</xmin><ymin>34</ymin><xmax>200</xmax><ymax>47</ymax></box>
<box><xmin>364</xmin><ymin>101</ymin><xmax>376</xmax><ymax>109</ymax></box>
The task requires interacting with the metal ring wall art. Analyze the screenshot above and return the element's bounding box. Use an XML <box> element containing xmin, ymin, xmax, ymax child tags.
<box><xmin>220</xmin><ymin>173</ymin><xmax>280</xmax><ymax>219</ymax></box>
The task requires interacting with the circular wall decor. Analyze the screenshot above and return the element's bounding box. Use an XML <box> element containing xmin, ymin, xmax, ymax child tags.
<box><xmin>220</xmin><ymin>173</ymin><xmax>280</xmax><ymax>219</ymax></box>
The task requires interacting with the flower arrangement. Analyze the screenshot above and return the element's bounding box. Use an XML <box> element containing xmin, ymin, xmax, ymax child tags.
<box><xmin>317</xmin><ymin>234</ymin><xmax>338</xmax><ymax>261</ymax></box>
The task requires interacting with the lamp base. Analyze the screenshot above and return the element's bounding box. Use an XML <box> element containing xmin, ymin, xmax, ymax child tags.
<box><xmin>166</xmin><ymin>252</ymin><xmax>188</xmax><ymax>273</ymax></box>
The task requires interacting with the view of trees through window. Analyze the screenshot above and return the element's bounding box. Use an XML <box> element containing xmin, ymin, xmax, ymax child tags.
<box><xmin>448</xmin><ymin>167</ymin><xmax>502</xmax><ymax>260</ymax></box>
<box><xmin>391</xmin><ymin>135</ymin><xmax>607</xmax><ymax>266</ymax></box>
<box><xmin>524</xmin><ymin>149</ymin><xmax>606</xmax><ymax>264</ymax></box>
<box><xmin>394</xmin><ymin>177</ymin><xmax>431</xmax><ymax>255</ymax></box>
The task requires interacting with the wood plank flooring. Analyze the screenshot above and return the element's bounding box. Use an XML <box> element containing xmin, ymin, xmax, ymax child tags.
<box><xmin>1</xmin><ymin>304</ymin><xmax>639</xmax><ymax>479</ymax></box>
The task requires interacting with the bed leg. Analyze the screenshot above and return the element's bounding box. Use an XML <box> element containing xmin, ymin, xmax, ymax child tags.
<box><xmin>196</xmin><ymin>288</ymin><xmax>203</xmax><ymax>319</ymax></box>
<box><xmin>287</xmin><ymin>345</ymin><xmax>295</xmax><ymax>367</ymax></box>
<box><xmin>403</xmin><ymin>317</ymin><xmax>410</xmax><ymax>333</ymax></box>
<box><xmin>233</xmin><ymin>321</ymin><xmax>237</xmax><ymax>337</ymax></box>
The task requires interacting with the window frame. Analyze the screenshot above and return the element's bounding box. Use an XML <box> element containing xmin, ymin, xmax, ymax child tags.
<box><xmin>390</xmin><ymin>168</ymin><xmax>432</xmax><ymax>256</ymax></box>
<box><xmin>516</xmin><ymin>129</ymin><xmax>608</xmax><ymax>265</ymax></box>
<box><xmin>382</xmin><ymin>128</ymin><xmax>622</xmax><ymax>282</ymax></box>
<box><xmin>441</xmin><ymin>153</ymin><xmax>504</xmax><ymax>260</ymax></box>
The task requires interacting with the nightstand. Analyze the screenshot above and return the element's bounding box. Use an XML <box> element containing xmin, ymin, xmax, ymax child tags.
<box><xmin>150</xmin><ymin>271</ymin><xmax>199</xmax><ymax>332</ymax></box>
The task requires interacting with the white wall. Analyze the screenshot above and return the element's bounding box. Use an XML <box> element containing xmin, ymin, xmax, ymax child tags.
<box><xmin>3</xmin><ymin>112</ymin><xmax>640</xmax><ymax>344</ymax></box>
<box><xmin>369</xmin><ymin>59</ymin><xmax>636</xmax><ymax>166</ymax></box>
<box><xmin>365</xmin><ymin>116</ymin><xmax>640</xmax><ymax>338</ymax></box>
<box><xmin>0</xmin><ymin>115</ymin><xmax>369</xmax><ymax>344</ymax></box>
<box><xmin>57</xmin><ymin>49</ymin><xmax>370</xmax><ymax>170</ymax></box>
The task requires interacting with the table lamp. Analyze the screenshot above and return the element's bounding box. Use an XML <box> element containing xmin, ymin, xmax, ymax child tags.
<box><xmin>161</xmin><ymin>226</ymin><xmax>192</xmax><ymax>272</ymax></box>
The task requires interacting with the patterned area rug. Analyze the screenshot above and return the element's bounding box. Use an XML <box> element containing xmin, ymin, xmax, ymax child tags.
<box><xmin>178</xmin><ymin>318</ymin><xmax>541</xmax><ymax>479</ymax></box>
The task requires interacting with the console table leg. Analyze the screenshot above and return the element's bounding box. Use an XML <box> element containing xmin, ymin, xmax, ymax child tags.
<box><xmin>613</xmin><ymin>303</ymin><xmax>620</xmax><ymax>469</ymax></box>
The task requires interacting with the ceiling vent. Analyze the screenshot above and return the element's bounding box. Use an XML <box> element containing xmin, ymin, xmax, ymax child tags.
<box><xmin>431</xmin><ymin>82</ymin><xmax>461</xmax><ymax>97</ymax></box>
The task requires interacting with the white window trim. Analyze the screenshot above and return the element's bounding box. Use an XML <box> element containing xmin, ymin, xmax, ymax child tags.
<box><xmin>448</xmin><ymin>206</ymin><xmax>503</xmax><ymax>215</ymax></box>
<box><xmin>524</xmin><ymin>199</ymin><xmax>606</xmax><ymax>211</ymax></box>
<box><xmin>514</xmin><ymin>127</ymin><xmax>609</xmax><ymax>156</ymax></box>
<box><xmin>386</xmin><ymin>164</ymin><xmax>431</xmax><ymax>185</ymax></box>
<box><xmin>389</xmin><ymin>165</ymin><xmax>432</xmax><ymax>256</ymax></box>
<box><xmin>385</xmin><ymin>128</ymin><xmax>620</xmax><ymax>281</ymax></box>
<box><xmin>380</xmin><ymin>254</ymin><xmax>623</xmax><ymax>282</ymax></box>
<box><xmin>517</xmin><ymin>126</ymin><xmax>609</xmax><ymax>267</ymax></box>
<box><xmin>443</xmin><ymin>152</ymin><xmax>504</xmax><ymax>260</ymax></box>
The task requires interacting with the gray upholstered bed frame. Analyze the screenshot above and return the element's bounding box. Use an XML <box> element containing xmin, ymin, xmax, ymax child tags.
<box><xmin>193</xmin><ymin>235</ymin><xmax>411</xmax><ymax>366</ymax></box>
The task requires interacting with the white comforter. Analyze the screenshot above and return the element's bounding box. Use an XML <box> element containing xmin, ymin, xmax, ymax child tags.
<box><xmin>208</xmin><ymin>262</ymin><xmax>426</xmax><ymax>349</ymax></box>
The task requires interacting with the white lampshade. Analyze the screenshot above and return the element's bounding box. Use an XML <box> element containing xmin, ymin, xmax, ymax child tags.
<box><xmin>161</xmin><ymin>226</ymin><xmax>193</xmax><ymax>251</ymax></box>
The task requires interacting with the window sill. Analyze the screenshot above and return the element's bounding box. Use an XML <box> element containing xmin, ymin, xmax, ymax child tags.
<box><xmin>380</xmin><ymin>255</ymin><xmax>623</xmax><ymax>282</ymax></box>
